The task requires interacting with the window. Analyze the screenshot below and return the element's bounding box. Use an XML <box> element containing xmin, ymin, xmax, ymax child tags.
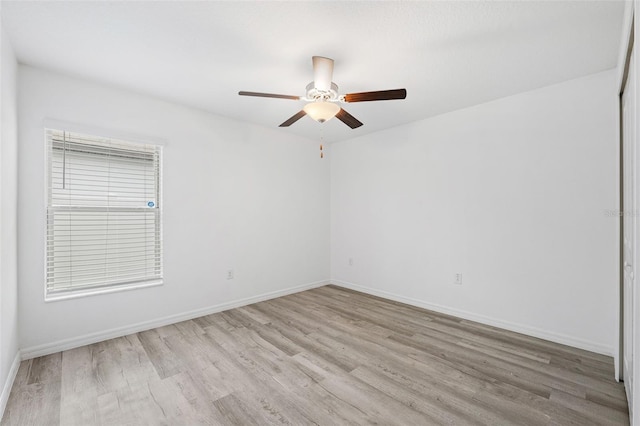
<box><xmin>45</xmin><ymin>129</ymin><xmax>162</xmax><ymax>299</ymax></box>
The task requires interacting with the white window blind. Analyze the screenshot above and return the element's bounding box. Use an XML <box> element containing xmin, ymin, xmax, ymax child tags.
<box><xmin>46</xmin><ymin>129</ymin><xmax>162</xmax><ymax>297</ymax></box>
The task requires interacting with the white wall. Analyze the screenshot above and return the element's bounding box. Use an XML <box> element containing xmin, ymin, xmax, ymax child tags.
<box><xmin>18</xmin><ymin>66</ymin><xmax>330</xmax><ymax>354</ymax></box>
<box><xmin>331</xmin><ymin>70</ymin><xmax>618</xmax><ymax>355</ymax></box>
<box><xmin>13</xmin><ymin>62</ymin><xmax>621</xmax><ymax>361</ymax></box>
<box><xmin>0</xmin><ymin>22</ymin><xmax>20</xmax><ymax>415</ymax></box>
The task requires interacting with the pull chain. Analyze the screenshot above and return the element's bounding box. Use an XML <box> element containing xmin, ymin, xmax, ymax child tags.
<box><xmin>320</xmin><ymin>127</ymin><xmax>324</xmax><ymax>159</ymax></box>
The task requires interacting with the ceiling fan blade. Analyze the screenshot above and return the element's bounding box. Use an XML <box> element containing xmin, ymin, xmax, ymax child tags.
<box><xmin>279</xmin><ymin>110</ymin><xmax>307</xmax><ymax>127</ymax></box>
<box><xmin>335</xmin><ymin>108</ymin><xmax>363</xmax><ymax>129</ymax></box>
<box><xmin>239</xmin><ymin>91</ymin><xmax>300</xmax><ymax>100</ymax></box>
<box><xmin>344</xmin><ymin>89</ymin><xmax>407</xmax><ymax>103</ymax></box>
<box><xmin>312</xmin><ymin>56</ymin><xmax>334</xmax><ymax>91</ymax></box>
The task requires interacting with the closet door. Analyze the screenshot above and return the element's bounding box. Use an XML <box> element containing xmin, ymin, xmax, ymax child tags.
<box><xmin>623</xmin><ymin>46</ymin><xmax>636</xmax><ymax>417</ymax></box>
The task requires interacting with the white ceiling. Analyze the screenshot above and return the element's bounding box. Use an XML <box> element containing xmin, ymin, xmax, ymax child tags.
<box><xmin>1</xmin><ymin>1</ymin><xmax>626</xmax><ymax>143</ymax></box>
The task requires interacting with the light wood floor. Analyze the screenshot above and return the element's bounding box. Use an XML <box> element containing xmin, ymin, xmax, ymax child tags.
<box><xmin>1</xmin><ymin>285</ymin><xmax>629</xmax><ymax>425</ymax></box>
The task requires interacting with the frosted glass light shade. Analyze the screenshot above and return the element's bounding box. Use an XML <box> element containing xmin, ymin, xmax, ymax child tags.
<box><xmin>303</xmin><ymin>101</ymin><xmax>340</xmax><ymax>123</ymax></box>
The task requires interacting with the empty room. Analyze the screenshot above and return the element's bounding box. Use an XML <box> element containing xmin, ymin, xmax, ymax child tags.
<box><xmin>1</xmin><ymin>0</ymin><xmax>639</xmax><ymax>424</ymax></box>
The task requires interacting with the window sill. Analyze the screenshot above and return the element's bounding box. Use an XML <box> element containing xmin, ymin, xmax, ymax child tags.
<box><xmin>45</xmin><ymin>279</ymin><xmax>163</xmax><ymax>302</ymax></box>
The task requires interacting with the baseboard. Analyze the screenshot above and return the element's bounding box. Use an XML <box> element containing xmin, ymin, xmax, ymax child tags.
<box><xmin>20</xmin><ymin>278</ymin><xmax>612</xmax><ymax>359</ymax></box>
<box><xmin>331</xmin><ymin>279</ymin><xmax>613</xmax><ymax>356</ymax></box>
<box><xmin>21</xmin><ymin>280</ymin><xmax>329</xmax><ymax>360</ymax></box>
<box><xmin>0</xmin><ymin>350</ymin><xmax>21</xmax><ymax>421</ymax></box>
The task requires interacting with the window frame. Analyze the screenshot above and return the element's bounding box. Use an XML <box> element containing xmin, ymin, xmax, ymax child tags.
<box><xmin>43</xmin><ymin>127</ymin><xmax>164</xmax><ymax>302</ymax></box>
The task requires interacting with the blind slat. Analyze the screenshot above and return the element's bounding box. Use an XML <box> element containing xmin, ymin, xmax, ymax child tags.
<box><xmin>47</xmin><ymin>276</ymin><xmax>161</xmax><ymax>293</ymax></box>
<box><xmin>46</xmin><ymin>264</ymin><xmax>162</xmax><ymax>279</ymax></box>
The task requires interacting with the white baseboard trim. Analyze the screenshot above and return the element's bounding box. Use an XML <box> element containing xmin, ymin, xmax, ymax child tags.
<box><xmin>0</xmin><ymin>350</ymin><xmax>22</xmax><ymax>421</ymax></box>
<box><xmin>331</xmin><ymin>280</ymin><xmax>613</xmax><ymax>356</ymax></box>
<box><xmin>21</xmin><ymin>280</ymin><xmax>329</xmax><ymax>360</ymax></box>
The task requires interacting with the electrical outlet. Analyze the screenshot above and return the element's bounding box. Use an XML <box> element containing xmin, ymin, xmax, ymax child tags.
<box><xmin>349</xmin><ymin>258</ymin><xmax>354</xmax><ymax>266</ymax></box>
<box><xmin>226</xmin><ymin>269</ymin><xmax>234</xmax><ymax>280</ymax></box>
<box><xmin>454</xmin><ymin>273</ymin><xmax>463</xmax><ymax>285</ymax></box>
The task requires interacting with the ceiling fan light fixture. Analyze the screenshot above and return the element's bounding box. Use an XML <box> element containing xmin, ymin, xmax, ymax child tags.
<box><xmin>303</xmin><ymin>101</ymin><xmax>340</xmax><ymax>123</ymax></box>
<box><xmin>239</xmin><ymin>55</ymin><xmax>407</xmax><ymax>129</ymax></box>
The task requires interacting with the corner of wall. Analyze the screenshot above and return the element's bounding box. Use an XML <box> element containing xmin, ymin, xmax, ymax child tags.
<box><xmin>0</xmin><ymin>351</ymin><xmax>20</xmax><ymax>421</ymax></box>
<box><xmin>0</xmin><ymin>19</ymin><xmax>21</xmax><ymax>423</ymax></box>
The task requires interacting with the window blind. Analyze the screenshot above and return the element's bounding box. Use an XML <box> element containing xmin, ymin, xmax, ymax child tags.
<box><xmin>46</xmin><ymin>129</ymin><xmax>163</xmax><ymax>296</ymax></box>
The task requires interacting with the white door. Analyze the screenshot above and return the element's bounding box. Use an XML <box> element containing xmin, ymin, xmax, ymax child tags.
<box><xmin>623</xmin><ymin>46</ymin><xmax>637</xmax><ymax>418</ymax></box>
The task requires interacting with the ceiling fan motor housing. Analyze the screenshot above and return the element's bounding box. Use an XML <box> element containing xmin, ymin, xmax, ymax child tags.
<box><xmin>306</xmin><ymin>82</ymin><xmax>340</xmax><ymax>102</ymax></box>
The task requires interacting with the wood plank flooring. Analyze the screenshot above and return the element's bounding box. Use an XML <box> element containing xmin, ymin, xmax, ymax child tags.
<box><xmin>1</xmin><ymin>285</ymin><xmax>629</xmax><ymax>425</ymax></box>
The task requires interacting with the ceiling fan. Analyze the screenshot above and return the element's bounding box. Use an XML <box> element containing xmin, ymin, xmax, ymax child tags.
<box><xmin>239</xmin><ymin>56</ymin><xmax>407</xmax><ymax>129</ymax></box>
